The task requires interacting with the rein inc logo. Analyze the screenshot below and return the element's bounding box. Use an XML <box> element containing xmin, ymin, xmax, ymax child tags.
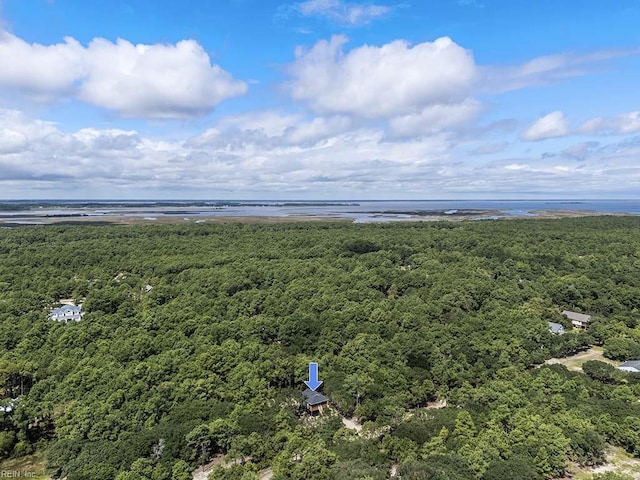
<box><xmin>0</xmin><ymin>471</ymin><xmax>37</xmax><ymax>478</ymax></box>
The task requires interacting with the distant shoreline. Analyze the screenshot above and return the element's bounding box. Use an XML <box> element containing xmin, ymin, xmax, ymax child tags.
<box><xmin>1</xmin><ymin>199</ymin><xmax>638</xmax><ymax>226</ymax></box>
<box><xmin>0</xmin><ymin>209</ymin><xmax>635</xmax><ymax>227</ymax></box>
<box><xmin>529</xmin><ymin>209</ymin><xmax>634</xmax><ymax>218</ymax></box>
<box><xmin>0</xmin><ymin>201</ymin><xmax>361</xmax><ymax>211</ymax></box>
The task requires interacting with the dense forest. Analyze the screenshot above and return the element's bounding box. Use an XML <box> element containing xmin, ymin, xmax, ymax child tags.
<box><xmin>1</xmin><ymin>217</ymin><xmax>639</xmax><ymax>480</ymax></box>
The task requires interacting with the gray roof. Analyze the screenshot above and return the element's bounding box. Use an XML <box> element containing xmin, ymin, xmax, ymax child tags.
<box><xmin>303</xmin><ymin>389</ymin><xmax>329</xmax><ymax>406</ymax></box>
<box><xmin>548</xmin><ymin>322</ymin><xmax>565</xmax><ymax>334</ymax></box>
<box><xmin>618</xmin><ymin>360</ymin><xmax>640</xmax><ymax>371</ymax></box>
<box><xmin>562</xmin><ymin>310</ymin><xmax>591</xmax><ymax>323</ymax></box>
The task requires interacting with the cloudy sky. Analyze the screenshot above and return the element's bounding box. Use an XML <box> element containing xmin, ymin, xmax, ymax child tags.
<box><xmin>0</xmin><ymin>0</ymin><xmax>639</xmax><ymax>199</ymax></box>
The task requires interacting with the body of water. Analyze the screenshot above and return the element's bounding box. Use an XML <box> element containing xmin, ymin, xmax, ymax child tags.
<box><xmin>0</xmin><ymin>199</ymin><xmax>638</xmax><ymax>223</ymax></box>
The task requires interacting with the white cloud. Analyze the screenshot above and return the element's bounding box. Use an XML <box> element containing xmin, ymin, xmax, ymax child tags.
<box><xmin>0</xmin><ymin>107</ymin><xmax>455</xmax><ymax>195</ymax></box>
<box><xmin>522</xmin><ymin>110</ymin><xmax>640</xmax><ymax>141</ymax></box>
<box><xmin>216</xmin><ymin>110</ymin><xmax>303</xmax><ymax>137</ymax></box>
<box><xmin>186</xmin><ymin>110</ymin><xmax>354</xmax><ymax>149</ymax></box>
<box><xmin>0</xmin><ymin>30</ymin><xmax>85</xmax><ymax>99</ymax></box>
<box><xmin>78</xmin><ymin>38</ymin><xmax>246</xmax><ymax>118</ymax></box>
<box><xmin>521</xmin><ymin>111</ymin><xmax>570</xmax><ymax>141</ymax></box>
<box><xmin>283</xmin><ymin>115</ymin><xmax>352</xmax><ymax>144</ymax></box>
<box><xmin>504</xmin><ymin>163</ymin><xmax>528</xmax><ymax>170</ymax></box>
<box><xmin>0</xmin><ymin>109</ymin><xmax>58</xmax><ymax>151</ymax></box>
<box><xmin>0</xmin><ymin>108</ymin><xmax>180</xmax><ymax>186</ymax></box>
<box><xmin>2</xmin><ymin>107</ymin><xmax>640</xmax><ymax>198</ymax></box>
<box><xmin>481</xmin><ymin>137</ymin><xmax>640</xmax><ymax>194</ymax></box>
<box><xmin>288</xmin><ymin>35</ymin><xmax>477</xmax><ymax>119</ymax></box>
<box><xmin>469</xmin><ymin>142</ymin><xmax>509</xmax><ymax>155</ymax></box>
<box><xmin>561</xmin><ymin>141</ymin><xmax>600</xmax><ymax>161</ymax></box>
<box><xmin>389</xmin><ymin>98</ymin><xmax>483</xmax><ymax>137</ymax></box>
<box><xmin>296</xmin><ymin>0</ymin><xmax>391</xmax><ymax>25</ymax></box>
<box><xmin>287</xmin><ymin>36</ymin><xmax>640</xmax><ymax>130</ymax></box>
<box><xmin>0</xmin><ymin>129</ymin><xmax>28</xmax><ymax>154</ymax></box>
<box><xmin>481</xmin><ymin>48</ymin><xmax>640</xmax><ymax>93</ymax></box>
<box><xmin>0</xmin><ymin>31</ymin><xmax>246</xmax><ymax>118</ymax></box>
<box><xmin>578</xmin><ymin>111</ymin><xmax>640</xmax><ymax>135</ymax></box>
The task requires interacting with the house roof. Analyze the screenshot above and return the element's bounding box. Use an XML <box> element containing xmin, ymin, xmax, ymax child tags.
<box><xmin>618</xmin><ymin>360</ymin><xmax>640</xmax><ymax>371</ymax></box>
<box><xmin>51</xmin><ymin>305</ymin><xmax>82</xmax><ymax>314</ymax></box>
<box><xmin>303</xmin><ymin>389</ymin><xmax>329</xmax><ymax>406</ymax></box>
<box><xmin>562</xmin><ymin>310</ymin><xmax>591</xmax><ymax>323</ymax></box>
<box><xmin>49</xmin><ymin>304</ymin><xmax>83</xmax><ymax>321</ymax></box>
<box><xmin>548</xmin><ymin>322</ymin><xmax>565</xmax><ymax>334</ymax></box>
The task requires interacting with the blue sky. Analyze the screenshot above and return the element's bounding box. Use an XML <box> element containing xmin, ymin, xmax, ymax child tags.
<box><xmin>0</xmin><ymin>0</ymin><xmax>639</xmax><ymax>199</ymax></box>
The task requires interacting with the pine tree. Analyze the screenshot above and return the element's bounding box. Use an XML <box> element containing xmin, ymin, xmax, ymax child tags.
<box><xmin>535</xmin><ymin>446</ymin><xmax>553</xmax><ymax>479</ymax></box>
<box><xmin>421</xmin><ymin>426</ymin><xmax>448</xmax><ymax>458</ymax></box>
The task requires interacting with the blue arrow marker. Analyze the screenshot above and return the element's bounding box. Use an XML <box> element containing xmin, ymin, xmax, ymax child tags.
<box><xmin>304</xmin><ymin>362</ymin><xmax>323</xmax><ymax>391</ymax></box>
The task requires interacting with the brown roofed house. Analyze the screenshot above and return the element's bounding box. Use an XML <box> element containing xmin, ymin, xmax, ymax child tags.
<box><xmin>562</xmin><ymin>310</ymin><xmax>592</xmax><ymax>329</ymax></box>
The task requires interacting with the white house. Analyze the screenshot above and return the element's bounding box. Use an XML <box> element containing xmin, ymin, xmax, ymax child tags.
<box><xmin>548</xmin><ymin>322</ymin><xmax>565</xmax><ymax>335</ymax></box>
<box><xmin>0</xmin><ymin>400</ymin><xmax>15</xmax><ymax>413</ymax></box>
<box><xmin>49</xmin><ymin>304</ymin><xmax>84</xmax><ymax>322</ymax></box>
<box><xmin>617</xmin><ymin>360</ymin><xmax>640</xmax><ymax>373</ymax></box>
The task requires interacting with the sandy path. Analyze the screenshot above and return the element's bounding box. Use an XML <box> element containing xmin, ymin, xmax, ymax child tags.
<box><xmin>259</xmin><ymin>468</ymin><xmax>274</xmax><ymax>480</ymax></box>
<box><xmin>342</xmin><ymin>417</ymin><xmax>363</xmax><ymax>432</ymax></box>
<box><xmin>191</xmin><ymin>455</ymin><xmax>248</xmax><ymax>480</ymax></box>
<box><xmin>567</xmin><ymin>446</ymin><xmax>640</xmax><ymax>479</ymax></box>
<box><xmin>544</xmin><ymin>347</ymin><xmax>616</xmax><ymax>372</ymax></box>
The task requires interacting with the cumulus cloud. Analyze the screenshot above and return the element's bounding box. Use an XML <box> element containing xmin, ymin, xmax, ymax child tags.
<box><xmin>295</xmin><ymin>0</ymin><xmax>391</xmax><ymax>25</ymax></box>
<box><xmin>78</xmin><ymin>38</ymin><xmax>247</xmax><ymax>118</ymax></box>
<box><xmin>0</xmin><ymin>30</ymin><xmax>85</xmax><ymax>99</ymax></box>
<box><xmin>288</xmin><ymin>35</ymin><xmax>477</xmax><ymax>119</ymax></box>
<box><xmin>0</xmin><ymin>107</ymin><xmax>455</xmax><ymax>196</ymax></box>
<box><xmin>521</xmin><ymin>111</ymin><xmax>570</xmax><ymax>141</ymax></box>
<box><xmin>0</xmin><ymin>109</ymin><xmax>58</xmax><ymax>155</ymax></box>
<box><xmin>0</xmin><ymin>108</ymin><xmax>180</xmax><ymax>188</ymax></box>
<box><xmin>286</xmin><ymin>35</ymin><xmax>640</xmax><ymax>133</ymax></box>
<box><xmin>0</xmin><ymin>31</ymin><xmax>246</xmax><ymax>118</ymax></box>
<box><xmin>2</xmin><ymin>107</ymin><xmax>640</xmax><ymax>198</ymax></box>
